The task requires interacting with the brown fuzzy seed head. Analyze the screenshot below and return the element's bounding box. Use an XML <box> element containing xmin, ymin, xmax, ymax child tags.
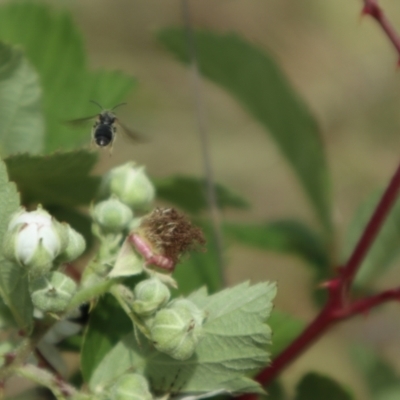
<box><xmin>139</xmin><ymin>208</ymin><xmax>206</xmax><ymax>264</ymax></box>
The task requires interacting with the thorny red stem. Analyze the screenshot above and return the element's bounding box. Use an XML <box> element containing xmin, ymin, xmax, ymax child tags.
<box><xmin>238</xmin><ymin>4</ymin><xmax>400</xmax><ymax>395</ymax></box>
<box><xmin>239</xmin><ymin>163</ymin><xmax>400</xmax><ymax>400</ymax></box>
<box><xmin>362</xmin><ymin>0</ymin><xmax>400</xmax><ymax>58</ymax></box>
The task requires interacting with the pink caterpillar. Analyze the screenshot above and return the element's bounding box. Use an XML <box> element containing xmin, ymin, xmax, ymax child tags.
<box><xmin>129</xmin><ymin>234</ymin><xmax>175</xmax><ymax>272</ymax></box>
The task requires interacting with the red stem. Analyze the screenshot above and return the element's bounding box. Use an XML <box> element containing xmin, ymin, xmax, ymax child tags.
<box><xmin>336</xmin><ymin>287</ymin><xmax>400</xmax><ymax>319</ymax></box>
<box><xmin>362</xmin><ymin>0</ymin><xmax>400</xmax><ymax>58</ymax></box>
<box><xmin>238</xmin><ymin>4</ymin><xmax>400</xmax><ymax>398</ymax></box>
<box><xmin>341</xmin><ymin>162</ymin><xmax>400</xmax><ymax>288</ymax></box>
<box><xmin>240</xmin><ymin>155</ymin><xmax>400</xmax><ymax>400</ymax></box>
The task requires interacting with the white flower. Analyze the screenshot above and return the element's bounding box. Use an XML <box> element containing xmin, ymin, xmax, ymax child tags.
<box><xmin>3</xmin><ymin>207</ymin><xmax>68</xmax><ymax>276</ymax></box>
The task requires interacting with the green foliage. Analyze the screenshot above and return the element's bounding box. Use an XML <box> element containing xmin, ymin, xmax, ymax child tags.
<box><xmin>158</xmin><ymin>29</ymin><xmax>332</xmax><ymax>233</ymax></box>
<box><xmin>154</xmin><ymin>175</ymin><xmax>249</xmax><ymax>214</ymax></box>
<box><xmin>174</xmin><ymin>221</ymin><xmax>223</xmax><ymax>294</ymax></box>
<box><xmin>268</xmin><ymin>310</ymin><xmax>305</xmax><ymax>358</ymax></box>
<box><xmin>0</xmin><ymin>2</ymin><xmax>135</xmax><ymax>152</ymax></box>
<box><xmin>81</xmin><ymin>294</ymin><xmax>132</xmax><ymax>383</ymax></box>
<box><xmin>0</xmin><ymin>42</ymin><xmax>44</xmax><ymax>156</ymax></box>
<box><xmin>89</xmin><ymin>282</ymin><xmax>276</xmax><ymax>395</ymax></box>
<box><xmin>351</xmin><ymin>345</ymin><xmax>400</xmax><ymax>400</ymax></box>
<box><xmin>343</xmin><ymin>190</ymin><xmax>400</xmax><ymax>287</ymax></box>
<box><xmin>5</xmin><ymin>151</ymin><xmax>99</xmax><ymax>207</ymax></box>
<box><xmin>224</xmin><ymin>220</ymin><xmax>329</xmax><ymax>272</ymax></box>
<box><xmin>294</xmin><ymin>373</ymin><xmax>353</xmax><ymax>400</ymax></box>
<box><xmin>0</xmin><ymin>158</ymin><xmax>32</xmax><ymax>332</ymax></box>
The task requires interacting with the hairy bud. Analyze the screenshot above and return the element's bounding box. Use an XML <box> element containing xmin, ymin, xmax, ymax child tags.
<box><xmin>132</xmin><ymin>278</ymin><xmax>171</xmax><ymax>316</ymax></box>
<box><xmin>92</xmin><ymin>197</ymin><xmax>133</xmax><ymax>233</ymax></box>
<box><xmin>30</xmin><ymin>272</ymin><xmax>77</xmax><ymax>313</ymax></box>
<box><xmin>150</xmin><ymin>299</ymin><xmax>206</xmax><ymax>360</ymax></box>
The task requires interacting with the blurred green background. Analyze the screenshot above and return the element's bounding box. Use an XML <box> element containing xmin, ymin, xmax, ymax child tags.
<box><xmin>5</xmin><ymin>0</ymin><xmax>400</xmax><ymax>398</ymax></box>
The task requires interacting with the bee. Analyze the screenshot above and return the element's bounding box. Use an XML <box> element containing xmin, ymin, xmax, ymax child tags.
<box><xmin>70</xmin><ymin>101</ymin><xmax>145</xmax><ymax>153</ymax></box>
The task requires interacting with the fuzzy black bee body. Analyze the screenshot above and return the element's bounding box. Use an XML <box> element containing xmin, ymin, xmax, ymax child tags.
<box><xmin>68</xmin><ymin>101</ymin><xmax>145</xmax><ymax>154</ymax></box>
<box><xmin>92</xmin><ymin>111</ymin><xmax>117</xmax><ymax>147</ymax></box>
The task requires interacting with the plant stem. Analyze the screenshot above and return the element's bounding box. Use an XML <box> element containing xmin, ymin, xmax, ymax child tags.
<box><xmin>239</xmin><ymin>157</ymin><xmax>400</xmax><ymax>400</ymax></box>
<box><xmin>341</xmin><ymin>162</ymin><xmax>400</xmax><ymax>289</ymax></box>
<box><xmin>362</xmin><ymin>0</ymin><xmax>400</xmax><ymax>57</ymax></box>
<box><xmin>237</xmin><ymin>4</ymin><xmax>400</xmax><ymax>396</ymax></box>
<box><xmin>181</xmin><ymin>0</ymin><xmax>226</xmax><ymax>286</ymax></box>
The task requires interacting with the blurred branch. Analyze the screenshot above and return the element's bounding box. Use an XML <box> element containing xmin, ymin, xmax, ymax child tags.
<box><xmin>181</xmin><ymin>0</ymin><xmax>226</xmax><ymax>284</ymax></box>
<box><xmin>239</xmin><ymin>162</ymin><xmax>400</xmax><ymax>397</ymax></box>
<box><xmin>362</xmin><ymin>0</ymin><xmax>400</xmax><ymax>59</ymax></box>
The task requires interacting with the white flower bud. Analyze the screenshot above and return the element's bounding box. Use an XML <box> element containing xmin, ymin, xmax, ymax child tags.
<box><xmin>110</xmin><ymin>373</ymin><xmax>153</xmax><ymax>400</ymax></box>
<box><xmin>150</xmin><ymin>299</ymin><xmax>205</xmax><ymax>360</ymax></box>
<box><xmin>30</xmin><ymin>272</ymin><xmax>77</xmax><ymax>313</ymax></box>
<box><xmin>102</xmin><ymin>162</ymin><xmax>155</xmax><ymax>211</ymax></box>
<box><xmin>3</xmin><ymin>207</ymin><xmax>69</xmax><ymax>276</ymax></box>
<box><xmin>132</xmin><ymin>278</ymin><xmax>170</xmax><ymax>316</ymax></box>
<box><xmin>57</xmin><ymin>225</ymin><xmax>86</xmax><ymax>263</ymax></box>
<box><xmin>92</xmin><ymin>197</ymin><xmax>133</xmax><ymax>233</ymax></box>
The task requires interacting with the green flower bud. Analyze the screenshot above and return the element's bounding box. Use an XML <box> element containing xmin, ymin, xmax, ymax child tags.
<box><xmin>168</xmin><ymin>299</ymin><xmax>207</xmax><ymax>327</ymax></box>
<box><xmin>132</xmin><ymin>278</ymin><xmax>170</xmax><ymax>316</ymax></box>
<box><xmin>150</xmin><ymin>299</ymin><xmax>205</xmax><ymax>360</ymax></box>
<box><xmin>110</xmin><ymin>373</ymin><xmax>153</xmax><ymax>400</ymax></box>
<box><xmin>30</xmin><ymin>272</ymin><xmax>77</xmax><ymax>313</ymax></box>
<box><xmin>92</xmin><ymin>197</ymin><xmax>133</xmax><ymax>233</ymax></box>
<box><xmin>3</xmin><ymin>207</ymin><xmax>69</xmax><ymax>277</ymax></box>
<box><xmin>57</xmin><ymin>225</ymin><xmax>86</xmax><ymax>263</ymax></box>
<box><xmin>102</xmin><ymin>162</ymin><xmax>155</xmax><ymax>210</ymax></box>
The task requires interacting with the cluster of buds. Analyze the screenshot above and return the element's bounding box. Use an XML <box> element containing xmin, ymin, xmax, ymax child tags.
<box><xmin>93</xmin><ymin>164</ymin><xmax>207</xmax><ymax>360</ymax></box>
<box><xmin>130</xmin><ymin>277</ymin><xmax>206</xmax><ymax>360</ymax></box>
<box><xmin>2</xmin><ymin>206</ymin><xmax>85</xmax><ymax>314</ymax></box>
<box><xmin>91</xmin><ymin>162</ymin><xmax>155</xmax><ymax>241</ymax></box>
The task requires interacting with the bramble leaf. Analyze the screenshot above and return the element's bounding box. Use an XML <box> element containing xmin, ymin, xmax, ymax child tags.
<box><xmin>268</xmin><ymin>310</ymin><xmax>304</xmax><ymax>358</ymax></box>
<box><xmin>0</xmin><ymin>3</ymin><xmax>135</xmax><ymax>152</ymax></box>
<box><xmin>154</xmin><ymin>175</ymin><xmax>249</xmax><ymax>214</ymax></box>
<box><xmin>81</xmin><ymin>294</ymin><xmax>132</xmax><ymax>383</ymax></box>
<box><xmin>90</xmin><ymin>282</ymin><xmax>276</xmax><ymax>396</ymax></box>
<box><xmin>5</xmin><ymin>150</ymin><xmax>100</xmax><ymax>208</ymax></box>
<box><xmin>0</xmin><ymin>42</ymin><xmax>44</xmax><ymax>156</ymax></box>
<box><xmin>295</xmin><ymin>372</ymin><xmax>353</xmax><ymax>400</ymax></box>
<box><xmin>0</xmin><ymin>158</ymin><xmax>32</xmax><ymax>333</ymax></box>
<box><xmin>157</xmin><ymin>29</ymin><xmax>331</xmax><ymax>232</ymax></box>
<box><xmin>224</xmin><ymin>220</ymin><xmax>329</xmax><ymax>272</ymax></box>
<box><xmin>351</xmin><ymin>345</ymin><xmax>400</xmax><ymax>400</ymax></box>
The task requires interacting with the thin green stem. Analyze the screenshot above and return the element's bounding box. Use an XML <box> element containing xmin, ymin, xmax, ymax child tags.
<box><xmin>181</xmin><ymin>0</ymin><xmax>226</xmax><ymax>286</ymax></box>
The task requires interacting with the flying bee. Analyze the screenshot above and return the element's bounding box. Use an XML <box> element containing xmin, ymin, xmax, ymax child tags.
<box><xmin>69</xmin><ymin>101</ymin><xmax>145</xmax><ymax>154</ymax></box>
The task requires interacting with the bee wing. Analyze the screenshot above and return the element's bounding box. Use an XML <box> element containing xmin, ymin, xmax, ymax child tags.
<box><xmin>65</xmin><ymin>115</ymin><xmax>98</xmax><ymax>127</ymax></box>
<box><xmin>117</xmin><ymin>120</ymin><xmax>149</xmax><ymax>143</ymax></box>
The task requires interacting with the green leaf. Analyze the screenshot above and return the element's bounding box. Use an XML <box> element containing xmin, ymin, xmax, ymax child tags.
<box><xmin>90</xmin><ymin>282</ymin><xmax>276</xmax><ymax>395</ymax></box>
<box><xmin>157</xmin><ymin>29</ymin><xmax>331</xmax><ymax>232</ymax></box>
<box><xmin>342</xmin><ymin>190</ymin><xmax>400</xmax><ymax>287</ymax></box>
<box><xmin>0</xmin><ymin>157</ymin><xmax>31</xmax><ymax>332</ymax></box>
<box><xmin>81</xmin><ymin>294</ymin><xmax>132</xmax><ymax>383</ymax></box>
<box><xmin>5</xmin><ymin>150</ymin><xmax>100</xmax><ymax>207</ymax></box>
<box><xmin>0</xmin><ymin>261</ymin><xmax>33</xmax><ymax>334</ymax></box>
<box><xmin>224</xmin><ymin>220</ymin><xmax>329</xmax><ymax>271</ymax></box>
<box><xmin>154</xmin><ymin>175</ymin><xmax>249</xmax><ymax>214</ymax></box>
<box><xmin>295</xmin><ymin>373</ymin><xmax>353</xmax><ymax>400</ymax></box>
<box><xmin>351</xmin><ymin>345</ymin><xmax>400</xmax><ymax>400</ymax></box>
<box><xmin>174</xmin><ymin>221</ymin><xmax>223</xmax><ymax>294</ymax></box>
<box><xmin>268</xmin><ymin>310</ymin><xmax>304</xmax><ymax>358</ymax></box>
<box><xmin>262</xmin><ymin>380</ymin><xmax>287</xmax><ymax>400</ymax></box>
<box><xmin>0</xmin><ymin>3</ymin><xmax>135</xmax><ymax>152</ymax></box>
<box><xmin>0</xmin><ymin>42</ymin><xmax>44</xmax><ymax>156</ymax></box>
